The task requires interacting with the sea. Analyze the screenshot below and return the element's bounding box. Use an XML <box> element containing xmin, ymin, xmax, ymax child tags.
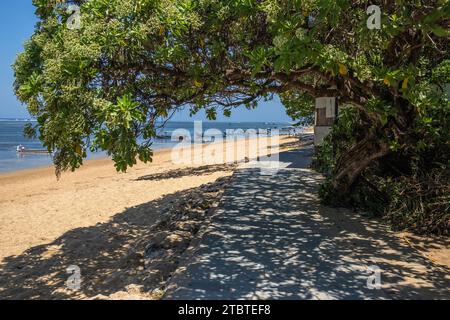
<box><xmin>0</xmin><ymin>119</ymin><xmax>292</xmax><ymax>173</ymax></box>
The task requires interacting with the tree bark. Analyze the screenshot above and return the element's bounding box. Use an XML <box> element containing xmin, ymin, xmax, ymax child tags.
<box><xmin>331</xmin><ymin>95</ymin><xmax>416</xmax><ymax>195</ymax></box>
<box><xmin>332</xmin><ymin>134</ymin><xmax>391</xmax><ymax>194</ymax></box>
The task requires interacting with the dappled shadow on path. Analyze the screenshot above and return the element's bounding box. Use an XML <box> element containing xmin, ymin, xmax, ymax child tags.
<box><xmin>165</xmin><ymin>152</ymin><xmax>450</xmax><ymax>300</ymax></box>
<box><xmin>0</xmin><ymin>140</ymin><xmax>302</xmax><ymax>300</ymax></box>
<box><xmin>1</xmin><ymin>145</ymin><xmax>448</xmax><ymax>300</ymax></box>
<box><xmin>136</xmin><ymin>135</ymin><xmax>311</xmax><ymax>183</ymax></box>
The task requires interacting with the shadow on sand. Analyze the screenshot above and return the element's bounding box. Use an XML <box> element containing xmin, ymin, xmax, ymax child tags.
<box><xmin>0</xmin><ymin>184</ymin><xmax>207</xmax><ymax>300</ymax></box>
<box><xmin>0</xmin><ymin>146</ymin><xmax>448</xmax><ymax>300</ymax></box>
<box><xmin>136</xmin><ymin>164</ymin><xmax>236</xmax><ymax>182</ymax></box>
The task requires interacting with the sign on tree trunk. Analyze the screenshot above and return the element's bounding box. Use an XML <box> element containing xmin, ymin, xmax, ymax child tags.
<box><xmin>314</xmin><ymin>97</ymin><xmax>338</xmax><ymax>145</ymax></box>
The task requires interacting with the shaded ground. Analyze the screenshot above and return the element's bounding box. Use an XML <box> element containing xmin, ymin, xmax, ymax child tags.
<box><xmin>0</xmin><ymin>177</ymin><xmax>232</xmax><ymax>300</ymax></box>
<box><xmin>0</xmin><ymin>136</ymin><xmax>300</xmax><ymax>300</ymax></box>
<box><xmin>1</xmin><ymin>138</ymin><xmax>448</xmax><ymax>300</ymax></box>
<box><xmin>164</xmin><ymin>146</ymin><xmax>450</xmax><ymax>300</ymax></box>
<box><xmin>137</xmin><ymin>164</ymin><xmax>236</xmax><ymax>182</ymax></box>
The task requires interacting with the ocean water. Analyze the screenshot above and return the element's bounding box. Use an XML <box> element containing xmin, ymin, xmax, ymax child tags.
<box><xmin>0</xmin><ymin>120</ymin><xmax>290</xmax><ymax>173</ymax></box>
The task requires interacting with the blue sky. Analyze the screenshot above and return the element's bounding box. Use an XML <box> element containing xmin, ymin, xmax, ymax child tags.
<box><xmin>0</xmin><ymin>1</ymin><xmax>292</xmax><ymax>122</ymax></box>
<box><xmin>0</xmin><ymin>1</ymin><xmax>37</xmax><ymax>118</ymax></box>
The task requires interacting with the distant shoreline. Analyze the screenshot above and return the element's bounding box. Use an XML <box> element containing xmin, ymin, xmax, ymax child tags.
<box><xmin>0</xmin><ymin>131</ymin><xmax>308</xmax><ymax>176</ymax></box>
<box><xmin>0</xmin><ymin>135</ymin><xmax>295</xmax><ymax>262</ymax></box>
<box><xmin>0</xmin><ymin>120</ymin><xmax>305</xmax><ymax>173</ymax></box>
<box><xmin>0</xmin><ymin>118</ymin><xmax>37</xmax><ymax>122</ymax></box>
<box><xmin>0</xmin><ymin>146</ymin><xmax>168</xmax><ymax>178</ymax></box>
<box><xmin>0</xmin><ymin>118</ymin><xmax>294</xmax><ymax>124</ymax></box>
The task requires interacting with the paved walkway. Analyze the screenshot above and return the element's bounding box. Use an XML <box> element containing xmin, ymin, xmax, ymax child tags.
<box><xmin>164</xmin><ymin>146</ymin><xmax>450</xmax><ymax>300</ymax></box>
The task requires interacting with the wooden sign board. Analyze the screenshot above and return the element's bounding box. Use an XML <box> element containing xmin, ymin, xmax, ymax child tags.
<box><xmin>314</xmin><ymin>97</ymin><xmax>338</xmax><ymax>145</ymax></box>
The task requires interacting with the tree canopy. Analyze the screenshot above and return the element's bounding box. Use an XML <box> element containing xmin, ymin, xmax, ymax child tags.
<box><xmin>14</xmin><ymin>0</ymin><xmax>449</xmax><ymax>233</ymax></box>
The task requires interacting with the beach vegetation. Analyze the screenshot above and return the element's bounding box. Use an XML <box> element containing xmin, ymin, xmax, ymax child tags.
<box><xmin>14</xmin><ymin>0</ymin><xmax>449</xmax><ymax>233</ymax></box>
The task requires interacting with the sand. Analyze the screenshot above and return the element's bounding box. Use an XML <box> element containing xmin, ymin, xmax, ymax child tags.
<box><xmin>0</xmin><ymin>133</ymin><xmax>447</xmax><ymax>300</ymax></box>
<box><xmin>0</xmin><ymin>135</ymin><xmax>293</xmax><ymax>262</ymax></box>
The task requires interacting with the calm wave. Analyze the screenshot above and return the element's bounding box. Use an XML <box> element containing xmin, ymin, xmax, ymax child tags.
<box><xmin>0</xmin><ymin>120</ymin><xmax>290</xmax><ymax>173</ymax></box>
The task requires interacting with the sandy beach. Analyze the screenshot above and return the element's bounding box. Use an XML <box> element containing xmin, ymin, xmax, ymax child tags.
<box><xmin>0</xmin><ymin>135</ymin><xmax>294</xmax><ymax>263</ymax></box>
<box><xmin>0</xmin><ymin>133</ymin><xmax>448</xmax><ymax>300</ymax></box>
<box><xmin>0</xmin><ymin>135</ymin><xmax>310</xmax><ymax>299</ymax></box>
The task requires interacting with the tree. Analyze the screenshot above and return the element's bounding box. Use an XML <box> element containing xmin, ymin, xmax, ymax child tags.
<box><xmin>14</xmin><ymin>0</ymin><xmax>449</xmax><ymax>231</ymax></box>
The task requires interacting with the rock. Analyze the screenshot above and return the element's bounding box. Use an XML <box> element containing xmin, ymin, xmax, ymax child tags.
<box><xmin>145</xmin><ymin>231</ymin><xmax>170</xmax><ymax>259</ymax></box>
<box><xmin>145</xmin><ymin>230</ymin><xmax>191</xmax><ymax>258</ymax></box>
<box><xmin>119</xmin><ymin>250</ymin><xmax>144</xmax><ymax>269</ymax></box>
<box><xmin>103</xmin><ymin>269</ymin><xmax>128</xmax><ymax>287</ymax></box>
<box><xmin>145</xmin><ymin>259</ymin><xmax>178</xmax><ymax>273</ymax></box>
<box><xmin>163</xmin><ymin>231</ymin><xmax>191</xmax><ymax>249</ymax></box>
<box><xmin>150</xmin><ymin>231</ymin><xmax>170</xmax><ymax>247</ymax></box>
<box><xmin>89</xmin><ymin>294</ymin><xmax>111</xmax><ymax>300</ymax></box>
<box><xmin>173</xmin><ymin>220</ymin><xmax>201</xmax><ymax>233</ymax></box>
<box><xmin>145</xmin><ymin>246</ymin><xmax>165</xmax><ymax>260</ymax></box>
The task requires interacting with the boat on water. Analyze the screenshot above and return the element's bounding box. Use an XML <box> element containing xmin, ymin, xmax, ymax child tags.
<box><xmin>16</xmin><ymin>145</ymin><xmax>49</xmax><ymax>154</ymax></box>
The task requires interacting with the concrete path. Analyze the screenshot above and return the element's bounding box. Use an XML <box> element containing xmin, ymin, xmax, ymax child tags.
<box><xmin>164</xmin><ymin>146</ymin><xmax>450</xmax><ymax>300</ymax></box>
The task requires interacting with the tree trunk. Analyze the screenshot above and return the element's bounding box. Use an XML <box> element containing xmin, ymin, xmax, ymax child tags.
<box><xmin>332</xmin><ymin>134</ymin><xmax>391</xmax><ymax>194</ymax></box>
<box><xmin>331</xmin><ymin>96</ymin><xmax>415</xmax><ymax>194</ymax></box>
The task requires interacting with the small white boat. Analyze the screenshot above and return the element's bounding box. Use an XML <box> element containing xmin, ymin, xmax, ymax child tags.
<box><xmin>16</xmin><ymin>145</ymin><xmax>49</xmax><ymax>154</ymax></box>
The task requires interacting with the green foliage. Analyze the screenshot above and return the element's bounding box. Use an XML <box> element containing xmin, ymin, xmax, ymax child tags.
<box><xmin>14</xmin><ymin>0</ymin><xmax>449</xmax><ymax>233</ymax></box>
<box><xmin>280</xmin><ymin>91</ymin><xmax>315</xmax><ymax>126</ymax></box>
<box><xmin>385</xmin><ymin>169</ymin><xmax>450</xmax><ymax>234</ymax></box>
<box><xmin>315</xmin><ymin>85</ymin><xmax>450</xmax><ymax>234</ymax></box>
<box><xmin>314</xmin><ymin>106</ymin><xmax>376</xmax><ymax>209</ymax></box>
